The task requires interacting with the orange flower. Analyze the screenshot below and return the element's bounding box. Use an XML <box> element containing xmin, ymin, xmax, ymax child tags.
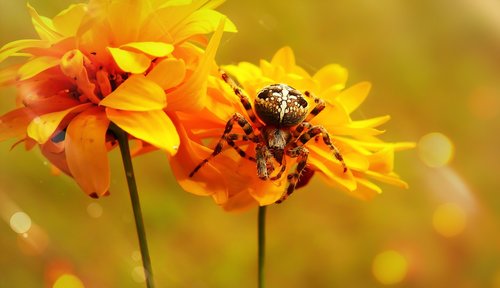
<box><xmin>0</xmin><ymin>0</ymin><xmax>236</xmax><ymax>198</ymax></box>
<box><xmin>171</xmin><ymin>47</ymin><xmax>414</xmax><ymax>211</ymax></box>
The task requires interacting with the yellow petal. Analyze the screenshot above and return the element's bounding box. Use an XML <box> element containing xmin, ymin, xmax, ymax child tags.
<box><xmin>365</xmin><ymin>171</ymin><xmax>409</xmax><ymax>189</ymax></box>
<box><xmin>120</xmin><ymin>42</ymin><xmax>174</xmax><ymax>58</ymax></box>
<box><xmin>0</xmin><ymin>64</ymin><xmax>21</xmax><ymax>87</ymax></box>
<box><xmin>167</xmin><ymin>18</ymin><xmax>224</xmax><ymax>111</ymax></box>
<box><xmin>66</xmin><ymin>108</ymin><xmax>110</xmax><ymax>197</ymax></box>
<box><xmin>147</xmin><ymin>58</ymin><xmax>186</xmax><ymax>90</ymax></box>
<box><xmin>27</xmin><ymin>103</ymin><xmax>92</xmax><ymax>144</ymax></box>
<box><xmin>18</xmin><ymin>56</ymin><xmax>60</xmax><ymax>81</ymax></box>
<box><xmin>368</xmin><ymin>147</ymin><xmax>394</xmax><ymax>174</ymax></box>
<box><xmin>0</xmin><ymin>39</ymin><xmax>50</xmax><ymax>63</ymax></box>
<box><xmin>172</xmin><ymin>10</ymin><xmax>237</xmax><ymax>43</ymax></box>
<box><xmin>100</xmin><ymin>75</ymin><xmax>166</xmax><ymax>111</ymax></box>
<box><xmin>308</xmin><ymin>148</ymin><xmax>357</xmax><ymax>191</ymax></box>
<box><xmin>26</xmin><ymin>3</ymin><xmax>63</xmax><ymax>42</ymax></box>
<box><xmin>106</xmin><ymin>0</ymin><xmax>148</xmax><ymax>44</ymax></box>
<box><xmin>52</xmin><ymin>4</ymin><xmax>87</xmax><ymax>36</ymax></box>
<box><xmin>335</xmin><ymin>82</ymin><xmax>372</xmax><ymax>114</ymax></box>
<box><xmin>271</xmin><ymin>46</ymin><xmax>296</xmax><ymax>73</ymax></box>
<box><xmin>350</xmin><ymin>177</ymin><xmax>382</xmax><ymax>200</ymax></box>
<box><xmin>313</xmin><ymin>64</ymin><xmax>348</xmax><ymax>92</ymax></box>
<box><xmin>106</xmin><ymin>109</ymin><xmax>179</xmax><ymax>154</ymax></box>
<box><xmin>107</xmin><ymin>47</ymin><xmax>152</xmax><ymax>74</ymax></box>
<box><xmin>349</xmin><ymin>115</ymin><xmax>391</xmax><ymax>129</ymax></box>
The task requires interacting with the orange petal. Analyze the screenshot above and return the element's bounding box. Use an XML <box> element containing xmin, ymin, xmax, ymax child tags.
<box><xmin>0</xmin><ymin>108</ymin><xmax>33</xmax><ymax>141</ymax></box>
<box><xmin>107</xmin><ymin>47</ymin><xmax>152</xmax><ymax>74</ymax></box>
<box><xmin>120</xmin><ymin>42</ymin><xmax>174</xmax><ymax>58</ymax></box>
<box><xmin>335</xmin><ymin>82</ymin><xmax>372</xmax><ymax>114</ymax></box>
<box><xmin>106</xmin><ymin>108</ymin><xmax>179</xmax><ymax>154</ymax></box>
<box><xmin>27</xmin><ymin>103</ymin><xmax>92</xmax><ymax>144</ymax></box>
<box><xmin>0</xmin><ymin>64</ymin><xmax>21</xmax><ymax>87</ymax></box>
<box><xmin>368</xmin><ymin>147</ymin><xmax>394</xmax><ymax>174</ymax></box>
<box><xmin>100</xmin><ymin>75</ymin><xmax>166</xmax><ymax>111</ymax></box>
<box><xmin>41</xmin><ymin>140</ymin><xmax>71</xmax><ymax>176</ymax></box>
<box><xmin>172</xmin><ymin>10</ymin><xmax>237</xmax><ymax>43</ymax></box>
<box><xmin>146</xmin><ymin>58</ymin><xmax>186</xmax><ymax>90</ymax></box>
<box><xmin>65</xmin><ymin>108</ymin><xmax>110</xmax><ymax>197</ymax></box>
<box><xmin>18</xmin><ymin>56</ymin><xmax>60</xmax><ymax>81</ymax></box>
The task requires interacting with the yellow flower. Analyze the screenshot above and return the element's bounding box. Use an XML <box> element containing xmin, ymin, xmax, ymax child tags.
<box><xmin>0</xmin><ymin>0</ymin><xmax>236</xmax><ymax>198</ymax></box>
<box><xmin>171</xmin><ymin>47</ymin><xmax>414</xmax><ymax>211</ymax></box>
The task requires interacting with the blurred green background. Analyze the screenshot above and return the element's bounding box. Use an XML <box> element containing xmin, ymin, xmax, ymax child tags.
<box><xmin>1</xmin><ymin>0</ymin><xmax>500</xmax><ymax>287</ymax></box>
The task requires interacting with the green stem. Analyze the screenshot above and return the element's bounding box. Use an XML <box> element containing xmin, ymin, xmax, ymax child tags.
<box><xmin>113</xmin><ymin>124</ymin><xmax>155</xmax><ymax>288</ymax></box>
<box><xmin>258</xmin><ymin>205</ymin><xmax>267</xmax><ymax>288</ymax></box>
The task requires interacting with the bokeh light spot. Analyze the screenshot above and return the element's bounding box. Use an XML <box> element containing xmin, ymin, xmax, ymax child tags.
<box><xmin>9</xmin><ymin>211</ymin><xmax>32</xmax><ymax>234</ymax></box>
<box><xmin>433</xmin><ymin>202</ymin><xmax>467</xmax><ymax>237</ymax></box>
<box><xmin>131</xmin><ymin>250</ymin><xmax>141</xmax><ymax>262</ymax></box>
<box><xmin>131</xmin><ymin>266</ymin><xmax>146</xmax><ymax>283</ymax></box>
<box><xmin>372</xmin><ymin>250</ymin><xmax>408</xmax><ymax>285</ymax></box>
<box><xmin>52</xmin><ymin>274</ymin><xmax>85</xmax><ymax>288</ymax></box>
<box><xmin>86</xmin><ymin>203</ymin><xmax>103</xmax><ymax>218</ymax></box>
<box><xmin>418</xmin><ymin>132</ymin><xmax>454</xmax><ymax>167</ymax></box>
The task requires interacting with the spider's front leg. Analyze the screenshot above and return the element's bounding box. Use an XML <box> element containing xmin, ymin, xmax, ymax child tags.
<box><xmin>189</xmin><ymin>113</ymin><xmax>259</xmax><ymax>177</ymax></box>
<box><xmin>256</xmin><ymin>143</ymin><xmax>275</xmax><ymax>180</ymax></box>
<box><xmin>275</xmin><ymin>146</ymin><xmax>309</xmax><ymax>204</ymax></box>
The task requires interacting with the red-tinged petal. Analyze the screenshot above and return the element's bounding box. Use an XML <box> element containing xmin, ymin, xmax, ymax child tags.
<box><xmin>106</xmin><ymin>109</ymin><xmax>179</xmax><ymax>154</ymax></box>
<box><xmin>147</xmin><ymin>58</ymin><xmax>186</xmax><ymax>90</ymax></box>
<box><xmin>167</xmin><ymin>19</ymin><xmax>224</xmax><ymax>111</ymax></box>
<box><xmin>100</xmin><ymin>75</ymin><xmax>166</xmax><ymax>111</ymax></box>
<box><xmin>0</xmin><ymin>39</ymin><xmax>50</xmax><ymax>63</ymax></box>
<box><xmin>65</xmin><ymin>108</ymin><xmax>110</xmax><ymax>197</ymax></box>
<box><xmin>27</xmin><ymin>103</ymin><xmax>92</xmax><ymax>144</ymax></box>
<box><xmin>18</xmin><ymin>56</ymin><xmax>60</xmax><ymax>81</ymax></box>
<box><xmin>41</xmin><ymin>140</ymin><xmax>71</xmax><ymax>176</ymax></box>
<box><xmin>52</xmin><ymin>4</ymin><xmax>87</xmax><ymax>37</ymax></box>
<box><xmin>107</xmin><ymin>47</ymin><xmax>151</xmax><ymax>74</ymax></box>
<box><xmin>0</xmin><ymin>108</ymin><xmax>33</xmax><ymax>141</ymax></box>
<box><xmin>172</xmin><ymin>10</ymin><xmax>237</xmax><ymax>43</ymax></box>
<box><xmin>26</xmin><ymin>3</ymin><xmax>63</xmax><ymax>42</ymax></box>
<box><xmin>313</xmin><ymin>64</ymin><xmax>348</xmax><ymax>92</ymax></box>
<box><xmin>120</xmin><ymin>42</ymin><xmax>174</xmax><ymax>58</ymax></box>
<box><xmin>335</xmin><ymin>82</ymin><xmax>372</xmax><ymax>114</ymax></box>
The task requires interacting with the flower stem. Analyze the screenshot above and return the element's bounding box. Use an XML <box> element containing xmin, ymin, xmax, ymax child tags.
<box><xmin>113</xmin><ymin>124</ymin><xmax>155</xmax><ymax>288</ymax></box>
<box><xmin>258</xmin><ymin>205</ymin><xmax>267</xmax><ymax>288</ymax></box>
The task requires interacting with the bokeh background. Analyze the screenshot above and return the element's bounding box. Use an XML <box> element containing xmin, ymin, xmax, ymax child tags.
<box><xmin>1</xmin><ymin>0</ymin><xmax>499</xmax><ymax>287</ymax></box>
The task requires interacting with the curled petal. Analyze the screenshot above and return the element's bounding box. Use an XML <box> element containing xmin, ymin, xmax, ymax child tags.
<box><xmin>27</xmin><ymin>3</ymin><xmax>63</xmax><ymax>41</ymax></box>
<box><xmin>100</xmin><ymin>75</ymin><xmax>166</xmax><ymax>111</ymax></box>
<box><xmin>120</xmin><ymin>42</ymin><xmax>174</xmax><ymax>57</ymax></box>
<box><xmin>172</xmin><ymin>10</ymin><xmax>237</xmax><ymax>43</ymax></box>
<box><xmin>0</xmin><ymin>108</ymin><xmax>33</xmax><ymax>141</ymax></box>
<box><xmin>65</xmin><ymin>108</ymin><xmax>110</xmax><ymax>197</ymax></box>
<box><xmin>108</xmin><ymin>47</ymin><xmax>152</xmax><ymax>74</ymax></box>
<box><xmin>106</xmin><ymin>108</ymin><xmax>179</xmax><ymax>154</ymax></box>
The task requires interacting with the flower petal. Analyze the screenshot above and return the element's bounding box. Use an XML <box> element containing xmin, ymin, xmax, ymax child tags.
<box><xmin>18</xmin><ymin>56</ymin><xmax>60</xmax><ymax>81</ymax></box>
<box><xmin>106</xmin><ymin>108</ymin><xmax>179</xmax><ymax>154</ymax></box>
<box><xmin>313</xmin><ymin>64</ymin><xmax>348</xmax><ymax>92</ymax></box>
<box><xmin>147</xmin><ymin>58</ymin><xmax>186</xmax><ymax>90</ymax></box>
<box><xmin>65</xmin><ymin>108</ymin><xmax>110</xmax><ymax>197</ymax></box>
<box><xmin>120</xmin><ymin>42</ymin><xmax>174</xmax><ymax>58</ymax></box>
<box><xmin>107</xmin><ymin>47</ymin><xmax>152</xmax><ymax>74</ymax></box>
<box><xmin>100</xmin><ymin>75</ymin><xmax>166</xmax><ymax>111</ymax></box>
<box><xmin>335</xmin><ymin>82</ymin><xmax>372</xmax><ymax>114</ymax></box>
<box><xmin>27</xmin><ymin>103</ymin><xmax>92</xmax><ymax>144</ymax></box>
<box><xmin>0</xmin><ymin>39</ymin><xmax>50</xmax><ymax>63</ymax></box>
<box><xmin>171</xmin><ymin>10</ymin><xmax>237</xmax><ymax>43</ymax></box>
<box><xmin>52</xmin><ymin>4</ymin><xmax>87</xmax><ymax>37</ymax></box>
<box><xmin>0</xmin><ymin>108</ymin><xmax>33</xmax><ymax>141</ymax></box>
<box><xmin>271</xmin><ymin>46</ymin><xmax>296</xmax><ymax>73</ymax></box>
<box><xmin>26</xmin><ymin>3</ymin><xmax>63</xmax><ymax>41</ymax></box>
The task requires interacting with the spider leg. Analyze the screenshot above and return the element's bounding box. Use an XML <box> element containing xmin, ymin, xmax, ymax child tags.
<box><xmin>256</xmin><ymin>143</ymin><xmax>275</xmax><ymax>179</ymax></box>
<box><xmin>220</xmin><ymin>69</ymin><xmax>262</xmax><ymax>128</ymax></box>
<box><xmin>189</xmin><ymin>113</ymin><xmax>259</xmax><ymax>177</ymax></box>
<box><xmin>226</xmin><ymin>133</ymin><xmax>256</xmax><ymax>162</ymax></box>
<box><xmin>275</xmin><ymin>146</ymin><xmax>309</xmax><ymax>203</ymax></box>
<box><xmin>303</xmin><ymin>91</ymin><xmax>326</xmax><ymax>122</ymax></box>
<box><xmin>292</xmin><ymin>125</ymin><xmax>347</xmax><ymax>172</ymax></box>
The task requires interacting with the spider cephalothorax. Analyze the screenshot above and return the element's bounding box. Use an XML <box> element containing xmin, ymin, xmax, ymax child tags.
<box><xmin>189</xmin><ymin>71</ymin><xmax>348</xmax><ymax>203</ymax></box>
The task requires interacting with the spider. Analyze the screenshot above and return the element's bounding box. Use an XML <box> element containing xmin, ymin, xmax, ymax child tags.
<box><xmin>189</xmin><ymin>71</ymin><xmax>348</xmax><ymax>203</ymax></box>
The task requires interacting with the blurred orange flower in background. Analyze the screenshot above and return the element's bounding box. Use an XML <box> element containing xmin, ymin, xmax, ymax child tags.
<box><xmin>171</xmin><ymin>47</ymin><xmax>415</xmax><ymax>211</ymax></box>
<box><xmin>0</xmin><ymin>0</ymin><xmax>236</xmax><ymax>198</ymax></box>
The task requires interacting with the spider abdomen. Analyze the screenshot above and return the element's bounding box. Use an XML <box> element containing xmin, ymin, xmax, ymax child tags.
<box><xmin>255</xmin><ymin>84</ymin><xmax>309</xmax><ymax>127</ymax></box>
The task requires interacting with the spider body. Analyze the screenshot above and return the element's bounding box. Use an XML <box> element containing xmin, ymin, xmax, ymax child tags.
<box><xmin>189</xmin><ymin>71</ymin><xmax>347</xmax><ymax>203</ymax></box>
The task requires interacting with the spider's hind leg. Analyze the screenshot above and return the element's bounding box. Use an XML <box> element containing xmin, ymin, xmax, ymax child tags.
<box><xmin>276</xmin><ymin>146</ymin><xmax>309</xmax><ymax>204</ymax></box>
